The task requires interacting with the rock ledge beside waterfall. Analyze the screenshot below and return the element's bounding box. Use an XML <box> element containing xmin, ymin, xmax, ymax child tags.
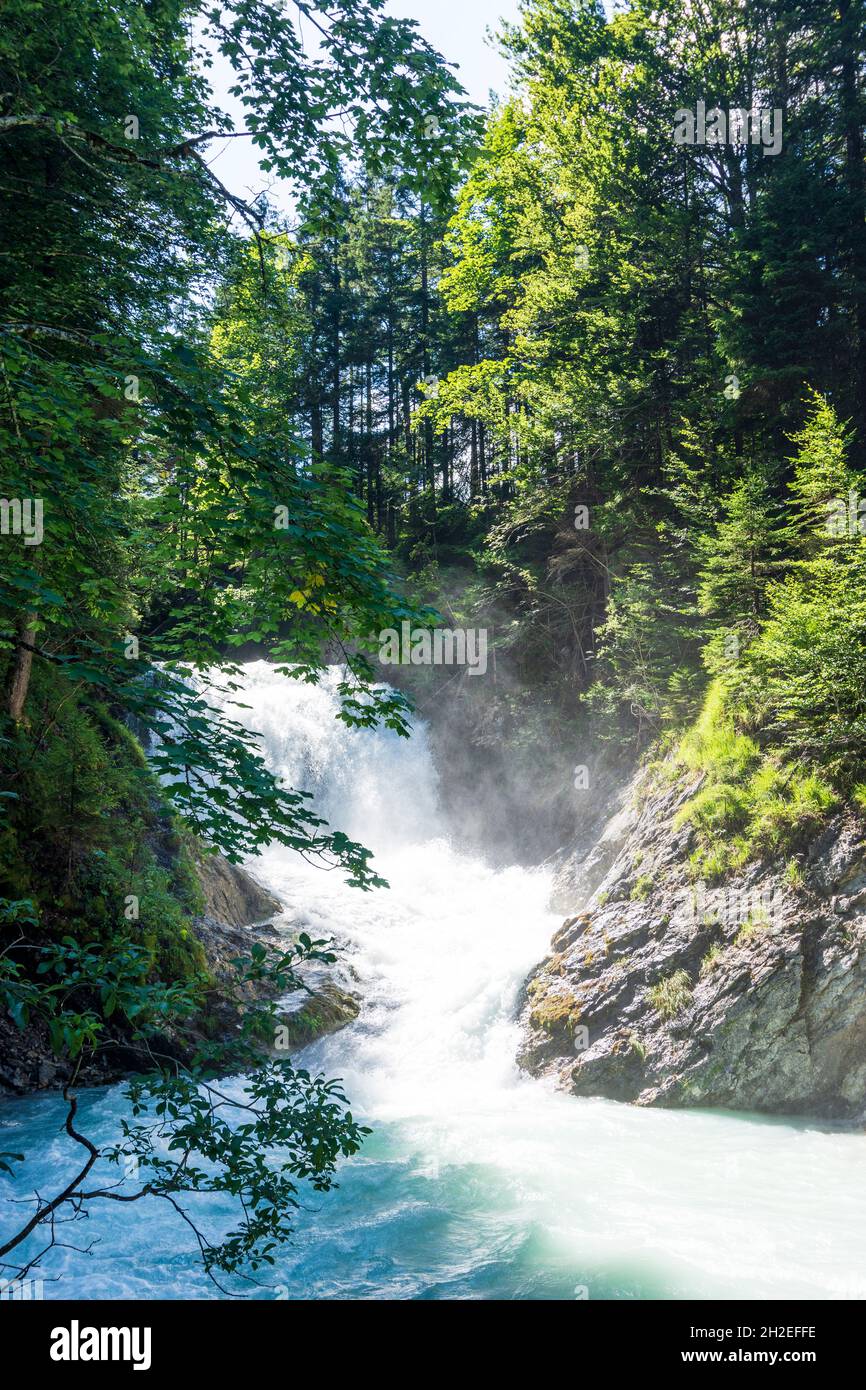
<box><xmin>0</xmin><ymin>854</ymin><xmax>359</xmax><ymax>1096</ymax></box>
<box><xmin>519</xmin><ymin>767</ymin><xmax>866</xmax><ymax>1124</ymax></box>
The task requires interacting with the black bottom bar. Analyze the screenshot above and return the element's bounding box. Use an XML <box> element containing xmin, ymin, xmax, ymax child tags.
<box><xmin>2</xmin><ymin>1298</ymin><xmax>854</xmax><ymax>1376</ymax></box>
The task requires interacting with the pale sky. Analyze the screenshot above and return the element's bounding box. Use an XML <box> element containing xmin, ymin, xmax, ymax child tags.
<box><xmin>384</xmin><ymin>0</ymin><xmax>522</xmax><ymax>106</ymax></box>
<box><xmin>201</xmin><ymin>0</ymin><xmax>523</xmax><ymax>220</ymax></box>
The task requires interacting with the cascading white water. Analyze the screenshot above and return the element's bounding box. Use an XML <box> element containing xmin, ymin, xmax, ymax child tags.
<box><xmin>210</xmin><ymin>665</ymin><xmax>563</xmax><ymax>1127</ymax></box>
<box><xmin>4</xmin><ymin>661</ymin><xmax>866</xmax><ymax>1300</ymax></box>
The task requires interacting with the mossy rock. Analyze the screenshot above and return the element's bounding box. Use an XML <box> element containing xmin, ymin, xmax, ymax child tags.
<box><xmin>274</xmin><ymin>982</ymin><xmax>361</xmax><ymax>1050</ymax></box>
<box><xmin>528</xmin><ymin>984</ymin><xmax>583</xmax><ymax>1037</ymax></box>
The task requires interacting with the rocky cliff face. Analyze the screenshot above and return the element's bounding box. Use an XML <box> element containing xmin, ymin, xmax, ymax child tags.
<box><xmin>519</xmin><ymin>767</ymin><xmax>866</xmax><ymax>1124</ymax></box>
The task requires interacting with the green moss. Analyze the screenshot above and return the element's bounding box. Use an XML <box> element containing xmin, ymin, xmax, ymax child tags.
<box><xmin>275</xmin><ymin>987</ymin><xmax>360</xmax><ymax>1049</ymax></box>
<box><xmin>0</xmin><ymin>663</ymin><xmax>207</xmax><ymax>989</ymax></box>
<box><xmin>528</xmin><ymin>985</ymin><xmax>583</xmax><ymax>1036</ymax></box>
<box><xmin>628</xmin><ymin>1032</ymin><xmax>647</xmax><ymax>1060</ymax></box>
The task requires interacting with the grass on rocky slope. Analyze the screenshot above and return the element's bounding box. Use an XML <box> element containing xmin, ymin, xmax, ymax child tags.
<box><xmin>648</xmin><ymin>969</ymin><xmax>693</xmax><ymax>1019</ymax></box>
<box><xmin>672</xmin><ymin>682</ymin><xmax>838</xmax><ymax>882</ymax></box>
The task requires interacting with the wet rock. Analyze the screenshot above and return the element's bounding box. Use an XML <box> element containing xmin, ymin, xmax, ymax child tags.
<box><xmin>194</xmin><ymin>848</ymin><xmax>281</xmax><ymax>927</ymax></box>
<box><xmin>548</xmin><ymin>769</ymin><xmax>642</xmax><ymax>913</ymax></box>
<box><xmin>185</xmin><ymin>913</ymin><xmax>361</xmax><ymax>1057</ymax></box>
<box><xmin>519</xmin><ymin>765</ymin><xmax>866</xmax><ymax>1124</ymax></box>
<box><xmin>274</xmin><ymin>980</ymin><xmax>361</xmax><ymax>1051</ymax></box>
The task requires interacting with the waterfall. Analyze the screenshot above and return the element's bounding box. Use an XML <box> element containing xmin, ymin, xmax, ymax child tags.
<box><xmin>4</xmin><ymin>663</ymin><xmax>866</xmax><ymax>1300</ymax></box>
<box><xmin>201</xmin><ymin>663</ymin><xmax>560</xmax><ymax>1121</ymax></box>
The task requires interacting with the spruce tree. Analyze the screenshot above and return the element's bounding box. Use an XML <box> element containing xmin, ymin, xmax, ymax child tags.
<box><xmin>697</xmin><ymin>463</ymin><xmax>792</xmax><ymax>672</ymax></box>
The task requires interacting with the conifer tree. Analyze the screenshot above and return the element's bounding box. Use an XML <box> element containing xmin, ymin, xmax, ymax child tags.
<box><xmin>697</xmin><ymin>463</ymin><xmax>792</xmax><ymax>672</ymax></box>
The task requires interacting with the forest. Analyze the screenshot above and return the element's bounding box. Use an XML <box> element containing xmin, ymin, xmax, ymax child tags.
<box><xmin>2</xmin><ymin>0</ymin><xmax>866</xmax><ymax>1313</ymax></box>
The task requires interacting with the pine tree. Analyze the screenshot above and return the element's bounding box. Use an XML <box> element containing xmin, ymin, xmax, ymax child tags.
<box><xmin>735</xmin><ymin>398</ymin><xmax>866</xmax><ymax>774</ymax></box>
<box><xmin>697</xmin><ymin>463</ymin><xmax>792</xmax><ymax>672</ymax></box>
<box><xmin>788</xmin><ymin>392</ymin><xmax>860</xmax><ymax>547</ymax></box>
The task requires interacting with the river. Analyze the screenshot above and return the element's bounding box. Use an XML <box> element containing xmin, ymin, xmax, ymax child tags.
<box><xmin>3</xmin><ymin>663</ymin><xmax>866</xmax><ymax>1300</ymax></box>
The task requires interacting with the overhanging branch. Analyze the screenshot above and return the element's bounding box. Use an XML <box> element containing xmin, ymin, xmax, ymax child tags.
<box><xmin>0</xmin><ymin>116</ymin><xmax>265</xmax><ymax>233</ymax></box>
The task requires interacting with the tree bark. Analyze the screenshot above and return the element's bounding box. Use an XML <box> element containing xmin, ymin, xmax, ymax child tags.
<box><xmin>5</xmin><ymin>614</ymin><xmax>36</xmax><ymax>722</ymax></box>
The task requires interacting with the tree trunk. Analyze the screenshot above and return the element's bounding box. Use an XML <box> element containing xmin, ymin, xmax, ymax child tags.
<box><xmin>365</xmin><ymin>360</ymin><xmax>375</xmax><ymax>526</ymax></box>
<box><xmin>420</xmin><ymin>205</ymin><xmax>437</xmax><ymax>511</ymax></box>
<box><xmin>5</xmin><ymin>615</ymin><xmax>36</xmax><ymax>722</ymax></box>
<box><xmin>311</xmin><ymin>401</ymin><xmax>323</xmax><ymax>461</ymax></box>
<box><xmin>470</xmin><ymin>419</ymin><xmax>479</xmax><ymax>497</ymax></box>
